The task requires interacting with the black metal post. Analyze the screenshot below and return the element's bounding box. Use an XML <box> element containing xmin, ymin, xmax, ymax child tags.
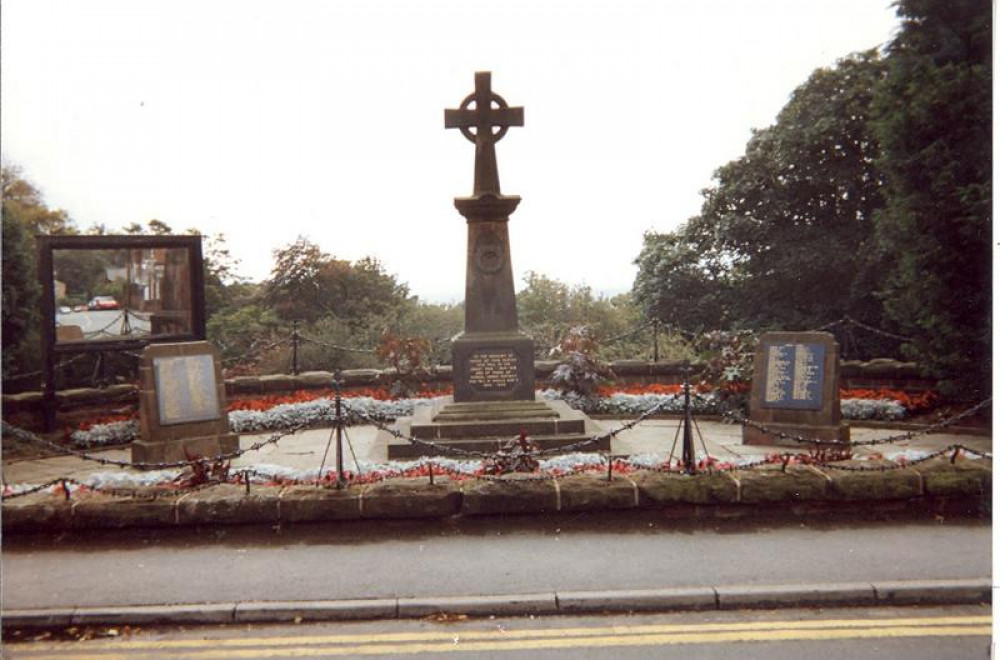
<box><xmin>291</xmin><ymin>320</ymin><xmax>301</xmax><ymax>376</ymax></box>
<box><xmin>98</xmin><ymin>351</ymin><xmax>109</xmax><ymax>389</ymax></box>
<box><xmin>682</xmin><ymin>361</ymin><xmax>696</xmax><ymax>475</ymax></box>
<box><xmin>653</xmin><ymin>319</ymin><xmax>660</xmax><ymax>363</ymax></box>
<box><xmin>333</xmin><ymin>370</ymin><xmax>345</xmax><ymax>488</ymax></box>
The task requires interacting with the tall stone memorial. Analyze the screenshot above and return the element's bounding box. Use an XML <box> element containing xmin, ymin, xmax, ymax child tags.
<box><xmin>445</xmin><ymin>71</ymin><xmax>534</xmax><ymax>402</ymax></box>
<box><xmin>132</xmin><ymin>341</ymin><xmax>239</xmax><ymax>464</ymax></box>
<box><xmin>385</xmin><ymin>72</ymin><xmax>605</xmax><ymax>458</ymax></box>
<box><xmin>743</xmin><ymin>331</ymin><xmax>850</xmax><ymax>447</ymax></box>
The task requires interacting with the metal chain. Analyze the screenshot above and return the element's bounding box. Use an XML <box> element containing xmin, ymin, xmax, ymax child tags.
<box><xmin>1</xmin><ymin>478</ymin><xmax>71</xmax><ymax>500</ymax></box>
<box><xmin>813</xmin><ymin>316</ymin><xmax>913</xmax><ymax>342</ymax></box>
<box><xmin>600</xmin><ymin>320</ymin><xmax>655</xmax><ymax>345</ymax></box>
<box><xmin>221</xmin><ymin>335</ymin><xmax>292</xmax><ymax>367</ymax></box>
<box><xmin>80</xmin><ymin>311</ymin><xmax>127</xmax><ymax>338</ymax></box>
<box><xmin>1</xmin><ymin>420</ymin><xmax>305</xmax><ymax>471</ymax></box>
<box><xmin>720</xmin><ymin>398</ymin><xmax>991</xmax><ymax>448</ymax></box>
<box><xmin>297</xmin><ymin>335</ymin><xmax>376</xmax><ymax>354</ymax></box>
<box><xmin>813</xmin><ymin>444</ymin><xmax>991</xmax><ymax>472</ymax></box>
<box><xmin>345</xmin><ymin>396</ymin><xmax>678</xmax><ymax>460</ymax></box>
<box><xmin>2</xmin><ymin>354</ymin><xmax>91</xmax><ymax>382</ymax></box>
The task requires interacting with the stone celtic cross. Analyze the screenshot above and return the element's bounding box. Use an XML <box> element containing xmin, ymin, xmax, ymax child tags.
<box><xmin>444</xmin><ymin>71</ymin><xmax>524</xmax><ymax>196</ymax></box>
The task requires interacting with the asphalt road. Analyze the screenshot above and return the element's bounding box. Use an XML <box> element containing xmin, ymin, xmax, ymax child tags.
<box><xmin>3</xmin><ymin>605</ymin><xmax>991</xmax><ymax>659</ymax></box>
<box><xmin>2</xmin><ymin>512</ymin><xmax>990</xmax><ymax>610</ymax></box>
<box><xmin>56</xmin><ymin>309</ymin><xmax>150</xmax><ymax>340</ymax></box>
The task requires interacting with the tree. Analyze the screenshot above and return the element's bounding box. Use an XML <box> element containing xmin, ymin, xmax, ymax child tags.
<box><xmin>632</xmin><ymin>225</ymin><xmax>735</xmax><ymax>331</ymax></box>
<box><xmin>516</xmin><ymin>272</ymin><xmax>645</xmax><ymax>359</ymax></box>
<box><xmin>634</xmin><ymin>51</ymin><xmax>895</xmax><ymax>354</ymax></box>
<box><xmin>1</xmin><ymin>200</ymin><xmax>41</xmax><ymax>380</ymax></box>
<box><xmin>264</xmin><ymin>237</ymin><xmax>334</xmax><ymax>323</ymax></box>
<box><xmin>1</xmin><ymin>163</ymin><xmax>73</xmax><ymax>235</ymax></box>
<box><xmin>1</xmin><ymin>164</ymin><xmax>75</xmax><ymax>385</ymax></box>
<box><xmin>264</xmin><ymin>236</ymin><xmax>410</xmax><ymax>329</ymax></box>
<box><xmin>871</xmin><ymin>0</ymin><xmax>991</xmax><ymax>400</ymax></box>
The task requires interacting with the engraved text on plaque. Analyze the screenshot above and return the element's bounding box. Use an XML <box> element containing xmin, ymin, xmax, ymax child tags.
<box><xmin>761</xmin><ymin>342</ymin><xmax>825</xmax><ymax>410</ymax></box>
<box><xmin>153</xmin><ymin>354</ymin><xmax>221</xmax><ymax>425</ymax></box>
<box><xmin>467</xmin><ymin>350</ymin><xmax>520</xmax><ymax>392</ymax></box>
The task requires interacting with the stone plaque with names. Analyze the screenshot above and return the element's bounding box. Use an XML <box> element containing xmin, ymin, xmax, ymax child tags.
<box><xmin>154</xmin><ymin>354</ymin><xmax>221</xmax><ymax>425</ymax></box>
<box><xmin>132</xmin><ymin>341</ymin><xmax>239</xmax><ymax>465</ymax></box>
<box><xmin>743</xmin><ymin>331</ymin><xmax>849</xmax><ymax>447</ymax></box>
<box><xmin>761</xmin><ymin>342</ymin><xmax>826</xmax><ymax>410</ymax></box>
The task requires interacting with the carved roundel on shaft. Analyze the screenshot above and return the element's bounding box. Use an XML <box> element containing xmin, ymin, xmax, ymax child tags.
<box><xmin>474</xmin><ymin>231</ymin><xmax>505</xmax><ymax>274</ymax></box>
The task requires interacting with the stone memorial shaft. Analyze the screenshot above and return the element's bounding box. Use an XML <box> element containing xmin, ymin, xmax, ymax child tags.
<box><xmin>445</xmin><ymin>71</ymin><xmax>534</xmax><ymax>402</ymax></box>
<box><xmin>383</xmin><ymin>71</ymin><xmax>608</xmax><ymax>458</ymax></box>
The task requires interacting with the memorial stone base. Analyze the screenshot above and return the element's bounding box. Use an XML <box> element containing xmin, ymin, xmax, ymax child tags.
<box><xmin>451</xmin><ymin>331</ymin><xmax>535</xmax><ymax>402</ymax></box>
<box><xmin>132</xmin><ymin>433</ymin><xmax>240</xmax><ymax>464</ymax></box>
<box><xmin>133</xmin><ymin>341</ymin><xmax>240</xmax><ymax>468</ymax></box>
<box><xmin>742</xmin><ymin>331</ymin><xmax>850</xmax><ymax>450</ymax></box>
<box><xmin>742</xmin><ymin>422</ymin><xmax>850</xmax><ymax>448</ymax></box>
<box><xmin>385</xmin><ymin>397</ymin><xmax>608</xmax><ymax>459</ymax></box>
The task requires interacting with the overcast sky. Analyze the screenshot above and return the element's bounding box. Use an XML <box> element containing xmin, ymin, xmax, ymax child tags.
<box><xmin>2</xmin><ymin>0</ymin><xmax>901</xmax><ymax>303</ymax></box>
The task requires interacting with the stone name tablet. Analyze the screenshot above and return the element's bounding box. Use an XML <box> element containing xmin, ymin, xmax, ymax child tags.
<box><xmin>133</xmin><ymin>341</ymin><xmax>238</xmax><ymax>465</ymax></box>
<box><xmin>761</xmin><ymin>342</ymin><xmax>826</xmax><ymax>410</ymax></box>
<box><xmin>743</xmin><ymin>331</ymin><xmax>849</xmax><ymax>447</ymax></box>
<box><xmin>153</xmin><ymin>354</ymin><xmax>221</xmax><ymax>425</ymax></box>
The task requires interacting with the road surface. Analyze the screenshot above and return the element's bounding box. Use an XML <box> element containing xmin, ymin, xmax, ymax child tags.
<box><xmin>3</xmin><ymin>512</ymin><xmax>989</xmax><ymax>610</ymax></box>
<box><xmin>3</xmin><ymin>605</ymin><xmax>991</xmax><ymax>659</ymax></box>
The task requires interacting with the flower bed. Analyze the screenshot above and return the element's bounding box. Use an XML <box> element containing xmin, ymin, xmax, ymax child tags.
<box><xmin>5</xmin><ymin>446</ymin><xmax>985</xmax><ymax>497</ymax></box>
<box><xmin>66</xmin><ymin>386</ymin><xmax>933</xmax><ymax>449</ymax></box>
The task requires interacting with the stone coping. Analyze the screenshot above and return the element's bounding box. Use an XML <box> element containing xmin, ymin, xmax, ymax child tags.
<box><xmin>2</xmin><ymin>458</ymin><xmax>989</xmax><ymax>533</ymax></box>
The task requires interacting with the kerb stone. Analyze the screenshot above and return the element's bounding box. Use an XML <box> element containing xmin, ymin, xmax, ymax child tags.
<box><xmin>556</xmin><ymin>474</ymin><xmax>637</xmax><ymax>512</ymax></box>
<box><xmin>278</xmin><ymin>485</ymin><xmax>362</xmax><ymax>522</ymax></box>
<box><xmin>632</xmin><ymin>471</ymin><xmax>739</xmax><ymax>505</ymax></box>
<box><xmin>360</xmin><ymin>478</ymin><xmax>461</xmax><ymax>518</ymax></box>
<box><xmin>460</xmin><ymin>476</ymin><xmax>558</xmax><ymax>515</ymax></box>
<box><xmin>737</xmin><ymin>465</ymin><xmax>829</xmax><ymax>503</ymax></box>
<box><xmin>176</xmin><ymin>484</ymin><xmax>281</xmax><ymax>526</ymax></box>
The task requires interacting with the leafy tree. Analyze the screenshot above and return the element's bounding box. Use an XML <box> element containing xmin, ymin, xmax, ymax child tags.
<box><xmin>1</xmin><ymin>164</ymin><xmax>76</xmax><ymax>386</ymax></box>
<box><xmin>871</xmin><ymin>0</ymin><xmax>991</xmax><ymax>400</ymax></box>
<box><xmin>263</xmin><ymin>237</ymin><xmax>409</xmax><ymax>327</ymax></box>
<box><xmin>517</xmin><ymin>271</ymin><xmax>643</xmax><ymax>358</ymax></box>
<box><xmin>264</xmin><ymin>237</ymin><xmax>335</xmax><ymax>323</ymax></box>
<box><xmin>123</xmin><ymin>219</ymin><xmax>172</xmax><ymax>235</ymax></box>
<box><xmin>632</xmin><ymin>226</ymin><xmax>735</xmax><ymax>331</ymax></box>
<box><xmin>395</xmin><ymin>300</ymin><xmax>464</xmax><ymax>365</ymax></box>
<box><xmin>634</xmin><ymin>51</ymin><xmax>897</xmax><ymax>356</ymax></box>
<box><xmin>1</xmin><ymin>200</ymin><xmax>42</xmax><ymax>381</ymax></box>
<box><xmin>0</xmin><ymin>164</ymin><xmax>73</xmax><ymax>235</ymax></box>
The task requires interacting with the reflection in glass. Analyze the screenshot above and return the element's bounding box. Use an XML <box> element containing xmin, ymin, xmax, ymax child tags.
<box><xmin>53</xmin><ymin>248</ymin><xmax>193</xmax><ymax>343</ymax></box>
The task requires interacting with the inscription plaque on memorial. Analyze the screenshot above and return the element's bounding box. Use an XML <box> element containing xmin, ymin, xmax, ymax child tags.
<box><xmin>743</xmin><ymin>331</ymin><xmax>849</xmax><ymax>447</ymax></box>
<box><xmin>153</xmin><ymin>354</ymin><xmax>221</xmax><ymax>425</ymax></box>
<box><xmin>133</xmin><ymin>341</ymin><xmax>238</xmax><ymax>464</ymax></box>
<box><xmin>761</xmin><ymin>342</ymin><xmax>826</xmax><ymax>410</ymax></box>
<box><xmin>467</xmin><ymin>349</ymin><xmax>520</xmax><ymax>392</ymax></box>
